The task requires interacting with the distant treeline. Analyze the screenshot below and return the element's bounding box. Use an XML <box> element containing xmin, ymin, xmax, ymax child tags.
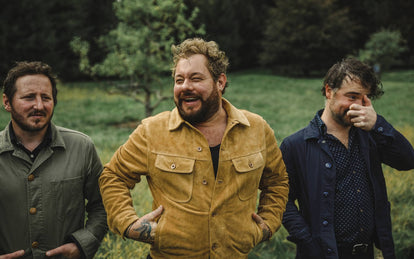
<box><xmin>1</xmin><ymin>0</ymin><xmax>413</xmax><ymax>81</ymax></box>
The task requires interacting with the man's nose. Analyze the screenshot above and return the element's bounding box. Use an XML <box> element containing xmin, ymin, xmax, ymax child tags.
<box><xmin>33</xmin><ymin>97</ymin><xmax>44</xmax><ymax>109</ymax></box>
<box><xmin>181</xmin><ymin>79</ymin><xmax>193</xmax><ymax>90</ymax></box>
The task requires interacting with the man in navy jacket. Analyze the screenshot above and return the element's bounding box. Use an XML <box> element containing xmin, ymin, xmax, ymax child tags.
<box><xmin>280</xmin><ymin>58</ymin><xmax>414</xmax><ymax>259</ymax></box>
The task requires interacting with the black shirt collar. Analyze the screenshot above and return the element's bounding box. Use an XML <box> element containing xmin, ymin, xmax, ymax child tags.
<box><xmin>9</xmin><ymin>123</ymin><xmax>52</xmax><ymax>160</ymax></box>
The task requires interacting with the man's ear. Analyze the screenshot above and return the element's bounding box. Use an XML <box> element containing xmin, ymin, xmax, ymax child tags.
<box><xmin>3</xmin><ymin>94</ymin><xmax>11</xmax><ymax>112</ymax></box>
<box><xmin>217</xmin><ymin>73</ymin><xmax>227</xmax><ymax>91</ymax></box>
<box><xmin>325</xmin><ymin>84</ymin><xmax>333</xmax><ymax>99</ymax></box>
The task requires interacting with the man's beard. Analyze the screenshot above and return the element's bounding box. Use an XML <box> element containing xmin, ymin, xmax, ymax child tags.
<box><xmin>10</xmin><ymin>107</ymin><xmax>52</xmax><ymax>132</ymax></box>
<box><xmin>176</xmin><ymin>87</ymin><xmax>220</xmax><ymax>125</ymax></box>
<box><xmin>330</xmin><ymin>108</ymin><xmax>352</xmax><ymax>128</ymax></box>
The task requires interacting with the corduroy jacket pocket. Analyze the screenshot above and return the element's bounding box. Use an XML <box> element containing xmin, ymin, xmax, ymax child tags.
<box><xmin>232</xmin><ymin>152</ymin><xmax>264</xmax><ymax>201</ymax></box>
<box><xmin>154</xmin><ymin>154</ymin><xmax>195</xmax><ymax>202</ymax></box>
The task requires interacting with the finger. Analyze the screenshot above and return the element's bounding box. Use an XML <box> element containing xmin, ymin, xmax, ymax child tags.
<box><xmin>251</xmin><ymin>212</ymin><xmax>264</xmax><ymax>224</ymax></box>
<box><xmin>363</xmin><ymin>95</ymin><xmax>372</xmax><ymax>107</ymax></box>
<box><xmin>148</xmin><ymin>205</ymin><xmax>163</xmax><ymax>220</ymax></box>
<box><xmin>46</xmin><ymin>246</ymin><xmax>64</xmax><ymax>257</ymax></box>
<box><xmin>349</xmin><ymin>103</ymin><xmax>362</xmax><ymax>111</ymax></box>
<box><xmin>0</xmin><ymin>250</ymin><xmax>25</xmax><ymax>259</ymax></box>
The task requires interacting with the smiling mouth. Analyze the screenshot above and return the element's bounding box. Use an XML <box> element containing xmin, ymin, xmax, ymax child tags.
<box><xmin>183</xmin><ymin>97</ymin><xmax>199</xmax><ymax>102</ymax></box>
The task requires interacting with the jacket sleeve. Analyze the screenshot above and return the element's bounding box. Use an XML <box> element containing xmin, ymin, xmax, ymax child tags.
<box><xmin>99</xmin><ymin>125</ymin><xmax>148</xmax><ymax>238</ymax></box>
<box><xmin>71</xmin><ymin>140</ymin><xmax>108</xmax><ymax>259</ymax></box>
<box><xmin>257</xmin><ymin>122</ymin><xmax>289</xmax><ymax>236</ymax></box>
<box><xmin>279</xmin><ymin>138</ymin><xmax>315</xmax><ymax>245</ymax></box>
<box><xmin>371</xmin><ymin>115</ymin><xmax>414</xmax><ymax>170</ymax></box>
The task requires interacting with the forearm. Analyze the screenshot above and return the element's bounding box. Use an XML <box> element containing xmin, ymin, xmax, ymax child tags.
<box><xmin>99</xmin><ymin>168</ymin><xmax>139</xmax><ymax>237</ymax></box>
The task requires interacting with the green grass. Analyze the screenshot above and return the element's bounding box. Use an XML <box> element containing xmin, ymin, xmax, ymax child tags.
<box><xmin>0</xmin><ymin>69</ymin><xmax>413</xmax><ymax>258</ymax></box>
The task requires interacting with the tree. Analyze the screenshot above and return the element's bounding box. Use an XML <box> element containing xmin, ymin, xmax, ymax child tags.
<box><xmin>185</xmin><ymin>0</ymin><xmax>273</xmax><ymax>70</ymax></box>
<box><xmin>0</xmin><ymin>0</ymin><xmax>115</xmax><ymax>81</ymax></box>
<box><xmin>358</xmin><ymin>29</ymin><xmax>408</xmax><ymax>75</ymax></box>
<box><xmin>71</xmin><ymin>0</ymin><xmax>204</xmax><ymax>118</ymax></box>
<box><xmin>260</xmin><ymin>0</ymin><xmax>358</xmax><ymax>76</ymax></box>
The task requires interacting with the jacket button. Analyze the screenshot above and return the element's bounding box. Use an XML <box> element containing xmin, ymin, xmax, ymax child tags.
<box><xmin>248</xmin><ymin>162</ymin><xmax>253</xmax><ymax>168</ymax></box>
<box><xmin>327</xmin><ymin>248</ymin><xmax>333</xmax><ymax>254</ymax></box>
<box><xmin>170</xmin><ymin>163</ymin><xmax>176</xmax><ymax>169</ymax></box>
<box><xmin>32</xmin><ymin>241</ymin><xmax>39</xmax><ymax>248</ymax></box>
<box><xmin>377</xmin><ymin>127</ymin><xmax>384</xmax><ymax>132</ymax></box>
<box><xmin>28</xmin><ymin>174</ymin><xmax>35</xmax><ymax>181</ymax></box>
<box><xmin>325</xmin><ymin>162</ymin><xmax>332</xmax><ymax>168</ymax></box>
<box><xmin>322</xmin><ymin>220</ymin><xmax>328</xmax><ymax>226</ymax></box>
<box><xmin>323</xmin><ymin>192</ymin><xmax>328</xmax><ymax>197</ymax></box>
<box><xmin>212</xmin><ymin>243</ymin><xmax>218</xmax><ymax>250</ymax></box>
<box><xmin>197</xmin><ymin>147</ymin><xmax>202</xmax><ymax>152</ymax></box>
<box><xmin>202</xmin><ymin>179</ymin><xmax>208</xmax><ymax>185</ymax></box>
<box><xmin>29</xmin><ymin>208</ymin><xmax>37</xmax><ymax>215</ymax></box>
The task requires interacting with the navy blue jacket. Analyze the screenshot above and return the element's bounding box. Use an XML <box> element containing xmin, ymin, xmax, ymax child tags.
<box><xmin>280</xmin><ymin>111</ymin><xmax>414</xmax><ymax>259</ymax></box>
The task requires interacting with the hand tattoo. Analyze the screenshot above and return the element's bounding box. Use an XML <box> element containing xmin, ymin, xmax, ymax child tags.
<box><xmin>134</xmin><ymin>220</ymin><xmax>154</xmax><ymax>244</ymax></box>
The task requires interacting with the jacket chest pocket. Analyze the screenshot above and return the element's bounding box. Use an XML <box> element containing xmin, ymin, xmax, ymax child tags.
<box><xmin>232</xmin><ymin>152</ymin><xmax>264</xmax><ymax>201</ymax></box>
<box><xmin>154</xmin><ymin>154</ymin><xmax>195</xmax><ymax>202</ymax></box>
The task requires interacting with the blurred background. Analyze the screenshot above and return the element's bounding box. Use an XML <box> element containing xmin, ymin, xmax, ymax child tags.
<box><xmin>1</xmin><ymin>0</ymin><xmax>413</xmax><ymax>82</ymax></box>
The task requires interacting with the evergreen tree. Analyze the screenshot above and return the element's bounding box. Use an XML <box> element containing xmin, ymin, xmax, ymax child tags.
<box><xmin>72</xmin><ymin>0</ymin><xmax>204</xmax><ymax>117</ymax></box>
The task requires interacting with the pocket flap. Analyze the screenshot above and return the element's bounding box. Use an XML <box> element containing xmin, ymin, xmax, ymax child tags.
<box><xmin>232</xmin><ymin>152</ymin><xmax>264</xmax><ymax>173</ymax></box>
<box><xmin>155</xmin><ymin>154</ymin><xmax>195</xmax><ymax>174</ymax></box>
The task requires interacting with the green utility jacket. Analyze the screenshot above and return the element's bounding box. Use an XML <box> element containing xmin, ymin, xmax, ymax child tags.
<box><xmin>0</xmin><ymin>122</ymin><xmax>107</xmax><ymax>259</ymax></box>
<box><xmin>100</xmin><ymin>98</ymin><xmax>289</xmax><ymax>258</ymax></box>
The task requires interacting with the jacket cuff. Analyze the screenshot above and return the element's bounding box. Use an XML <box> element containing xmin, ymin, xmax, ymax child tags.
<box><xmin>70</xmin><ymin>229</ymin><xmax>101</xmax><ymax>259</ymax></box>
<box><xmin>371</xmin><ymin>115</ymin><xmax>394</xmax><ymax>136</ymax></box>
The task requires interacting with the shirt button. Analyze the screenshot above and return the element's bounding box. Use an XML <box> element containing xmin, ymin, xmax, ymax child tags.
<box><xmin>202</xmin><ymin>179</ymin><xmax>208</xmax><ymax>185</ymax></box>
<box><xmin>322</xmin><ymin>220</ymin><xmax>328</xmax><ymax>226</ymax></box>
<box><xmin>32</xmin><ymin>241</ymin><xmax>39</xmax><ymax>248</ymax></box>
<box><xmin>325</xmin><ymin>162</ymin><xmax>332</xmax><ymax>168</ymax></box>
<box><xmin>197</xmin><ymin>147</ymin><xmax>202</xmax><ymax>152</ymax></box>
<box><xmin>323</xmin><ymin>192</ymin><xmax>328</xmax><ymax>197</ymax></box>
<box><xmin>28</xmin><ymin>174</ymin><xmax>35</xmax><ymax>181</ymax></box>
<box><xmin>321</xmin><ymin>140</ymin><xmax>326</xmax><ymax>144</ymax></box>
<box><xmin>30</xmin><ymin>154</ymin><xmax>34</xmax><ymax>159</ymax></box>
<box><xmin>327</xmin><ymin>248</ymin><xmax>333</xmax><ymax>254</ymax></box>
<box><xmin>377</xmin><ymin>127</ymin><xmax>384</xmax><ymax>132</ymax></box>
<box><xmin>170</xmin><ymin>163</ymin><xmax>176</xmax><ymax>170</ymax></box>
<box><xmin>29</xmin><ymin>208</ymin><xmax>37</xmax><ymax>215</ymax></box>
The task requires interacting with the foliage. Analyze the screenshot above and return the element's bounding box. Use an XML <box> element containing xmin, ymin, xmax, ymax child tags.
<box><xmin>0</xmin><ymin>0</ymin><xmax>115</xmax><ymax>81</ymax></box>
<box><xmin>383</xmin><ymin>126</ymin><xmax>414</xmax><ymax>259</ymax></box>
<box><xmin>260</xmin><ymin>0</ymin><xmax>358</xmax><ymax>76</ymax></box>
<box><xmin>184</xmin><ymin>0</ymin><xmax>273</xmax><ymax>70</ymax></box>
<box><xmin>0</xmin><ymin>70</ymin><xmax>413</xmax><ymax>258</ymax></box>
<box><xmin>358</xmin><ymin>29</ymin><xmax>408</xmax><ymax>73</ymax></box>
<box><xmin>71</xmin><ymin>0</ymin><xmax>204</xmax><ymax>117</ymax></box>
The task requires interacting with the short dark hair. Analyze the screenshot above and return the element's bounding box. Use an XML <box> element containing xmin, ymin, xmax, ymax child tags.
<box><xmin>2</xmin><ymin>61</ymin><xmax>58</xmax><ymax>105</ymax></box>
<box><xmin>322</xmin><ymin>58</ymin><xmax>384</xmax><ymax>100</ymax></box>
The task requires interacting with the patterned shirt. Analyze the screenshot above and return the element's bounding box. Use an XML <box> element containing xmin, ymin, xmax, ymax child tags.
<box><xmin>316</xmin><ymin>115</ymin><xmax>375</xmax><ymax>245</ymax></box>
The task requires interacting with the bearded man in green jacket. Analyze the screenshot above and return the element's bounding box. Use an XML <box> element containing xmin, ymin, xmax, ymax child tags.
<box><xmin>0</xmin><ymin>61</ymin><xmax>108</xmax><ymax>259</ymax></box>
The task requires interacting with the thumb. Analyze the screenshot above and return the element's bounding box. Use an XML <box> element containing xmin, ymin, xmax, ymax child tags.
<box><xmin>363</xmin><ymin>95</ymin><xmax>372</xmax><ymax>106</ymax></box>
<box><xmin>252</xmin><ymin>212</ymin><xmax>264</xmax><ymax>224</ymax></box>
<box><xmin>46</xmin><ymin>246</ymin><xmax>63</xmax><ymax>257</ymax></box>
<box><xmin>149</xmin><ymin>205</ymin><xmax>164</xmax><ymax>219</ymax></box>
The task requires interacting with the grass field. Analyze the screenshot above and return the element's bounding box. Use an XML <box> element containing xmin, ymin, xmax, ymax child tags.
<box><xmin>0</xmin><ymin>69</ymin><xmax>413</xmax><ymax>258</ymax></box>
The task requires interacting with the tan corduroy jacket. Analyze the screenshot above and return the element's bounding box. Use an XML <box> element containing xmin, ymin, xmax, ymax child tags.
<box><xmin>99</xmin><ymin>99</ymin><xmax>289</xmax><ymax>258</ymax></box>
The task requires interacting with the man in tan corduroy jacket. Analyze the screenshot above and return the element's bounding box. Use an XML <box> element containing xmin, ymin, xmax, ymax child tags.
<box><xmin>99</xmin><ymin>38</ymin><xmax>289</xmax><ymax>259</ymax></box>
